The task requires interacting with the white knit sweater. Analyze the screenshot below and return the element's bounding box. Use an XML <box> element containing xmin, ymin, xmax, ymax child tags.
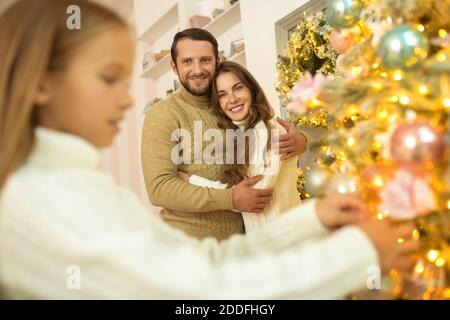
<box><xmin>0</xmin><ymin>127</ymin><xmax>378</xmax><ymax>299</ymax></box>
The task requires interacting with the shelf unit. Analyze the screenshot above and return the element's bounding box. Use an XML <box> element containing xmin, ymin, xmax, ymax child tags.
<box><xmin>141</xmin><ymin>54</ymin><xmax>172</xmax><ymax>80</ymax></box>
<box><xmin>138</xmin><ymin>3</ymin><xmax>179</xmax><ymax>43</ymax></box>
<box><xmin>139</xmin><ymin>1</ymin><xmax>246</xmax><ymax>77</ymax></box>
<box><xmin>228</xmin><ymin>48</ymin><xmax>246</xmax><ymax>65</ymax></box>
<box><xmin>203</xmin><ymin>1</ymin><xmax>241</xmax><ymax>38</ymax></box>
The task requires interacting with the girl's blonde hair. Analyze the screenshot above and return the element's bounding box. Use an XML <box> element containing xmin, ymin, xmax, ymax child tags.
<box><xmin>0</xmin><ymin>0</ymin><xmax>128</xmax><ymax>190</ymax></box>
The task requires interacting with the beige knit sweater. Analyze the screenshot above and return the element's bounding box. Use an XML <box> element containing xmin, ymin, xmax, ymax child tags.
<box><xmin>141</xmin><ymin>86</ymin><xmax>244</xmax><ymax>240</ymax></box>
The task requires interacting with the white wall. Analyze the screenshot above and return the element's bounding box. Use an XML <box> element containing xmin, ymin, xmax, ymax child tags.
<box><xmin>93</xmin><ymin>0</ymin><xmax>134</xmax><ymax>18</ymax></box>
<box><xmin>240</xmin><ymin>0</ymin><xmax>310</xmax><ymax>116</ymax></box>
<box><xmin>134</xmin><ymin>0</ymin><xmax>177</xmax><ymax>36</ymax></box>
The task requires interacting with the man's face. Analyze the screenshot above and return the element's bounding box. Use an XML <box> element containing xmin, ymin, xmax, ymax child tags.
<box><xmin>171</xmin><ymin>38</ymin><xmax>216</xmax><ymax>96</ymax></box>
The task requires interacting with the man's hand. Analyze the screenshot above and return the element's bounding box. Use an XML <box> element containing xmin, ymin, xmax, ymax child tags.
<box><xmin>232</xmin><ymin>176</ymin><xmax>273</xmax><ymax>213</ymax></box>
<box><xmin>316</xmin><ymin>194</ymin><xmax>370</xmax><ymax>230</ymax></box>
<box><xmin>177</xmin><ymin>171</ymin><xmax>190</xmax><ymax>182</ymax></box>
<box><xmin>276</xmin><ymin>117</ymin><xmax>307</xmax><ymax>161</ymax></box>
<box><xmin>357</xmin><ymin>220</ymin><xmax>420</xmax><ymax>274</ymax></box>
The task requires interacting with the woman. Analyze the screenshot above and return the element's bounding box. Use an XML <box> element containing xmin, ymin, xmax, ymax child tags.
<box><xmin>179</xmin><ymin>61</ymin><xmax>301</xmax><ymax>232</ymax></box>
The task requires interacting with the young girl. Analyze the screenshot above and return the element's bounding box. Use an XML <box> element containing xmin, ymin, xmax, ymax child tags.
<box><xmin>0</xmin><ymin>0</ymin><xmax>396</xmax><ymax>299</ymax></box>
<box><xmin>180</xmin><ymin>61</ymin><xmax>302</xmax><ymax>232</ymax></box>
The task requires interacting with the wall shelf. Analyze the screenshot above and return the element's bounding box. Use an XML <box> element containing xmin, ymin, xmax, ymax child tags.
<box><xmin>137</xmin><ymin>1</ymin><xmax>244</xmax><ymax>86</ymax></box>
<box><xmin>228</xmin><ymin>48</ymin><xmax>246</xmax><ymax>66</ymax></box>
<box><xmin>138</xmin><ymin>3</ymin><xmax>179</xmax><ymax>43</ymax></box>
<box><xmin>141</xmin><ymin>54</ymin><xmax>172</xmax><ymax>79</ymax></box>
<box><xmin>203</xmin><ymin>1</ymin><xmax>241</xmax><ymax>38</ymax></box>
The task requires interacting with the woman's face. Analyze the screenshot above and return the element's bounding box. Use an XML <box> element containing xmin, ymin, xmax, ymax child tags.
<box><xmin>216</xmin><ymin>71</ymin><xmax>252</xmax><ymax>122</ymax></box>
<box><xmin>35</xmin><ymin>27</ymin><xmax>135</xmax><ymax>148</ymax></box>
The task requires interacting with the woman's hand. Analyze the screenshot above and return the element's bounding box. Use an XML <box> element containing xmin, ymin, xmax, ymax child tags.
<box><xmin>177</xmin><ymin>171</ymin><xmax>191</xmax><ymax>183</ymax></box>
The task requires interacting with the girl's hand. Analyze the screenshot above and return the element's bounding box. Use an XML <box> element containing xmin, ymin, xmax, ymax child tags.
<box><xmin>177</xmin><ymin>171</ymin><xmax>191</xmax><ymax>182</ymax></box>
<box><xmin>316</xmin><ymin>193</ymin><xmax>370</xmax><ymax>230</ymax></box>
<box><xmin>357</xmin><ymin>220</ymin><xmax>420</xmax><ymax>274</ymax></box>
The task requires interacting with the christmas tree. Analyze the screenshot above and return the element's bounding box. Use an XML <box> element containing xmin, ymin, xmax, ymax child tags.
<box><xmin>276</xmin><ymin>10</ymin><xmax>338</xmax><ymax>107</ymax></box>
<box><xmin>275</xmin><ymin>10</ymin><xmax>339</xmax><ymax>200</ymax></box>
<box><xmin>279</xmin><ymin>0</ymin><xmax>450</xmax><ymax>299</ymax></box>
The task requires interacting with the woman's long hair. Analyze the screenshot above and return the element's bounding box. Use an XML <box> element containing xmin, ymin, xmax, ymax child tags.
<box><xmin>0</xmin><ymin>0</ymin><xmax>128</xmax><ymax>191</ymax></box>
<box><xmin>210</xmin><ymin>61</ymin><xmax>275</xmax><ymax>186</ymax></box>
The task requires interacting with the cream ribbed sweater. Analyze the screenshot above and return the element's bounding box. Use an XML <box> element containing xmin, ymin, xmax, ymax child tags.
<box><xmin>141</xmin><ymin>86</ymin><xmax>244</xmax><ymax>240</ymax></box>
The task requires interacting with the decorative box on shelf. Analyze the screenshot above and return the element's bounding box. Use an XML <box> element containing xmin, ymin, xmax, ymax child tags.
<box><xmin>154</xmin><ymin>50</ymin><xmax>169</xmax><ymax>61</ymax></box>
<box><xmin>219</xmin><ymin>50</ymin><xmax>226</xmax><ymax>63</ymax></box>
<box><xmin>212</xmin><ymin>8</ymin><xmax>225</xmax><ymax>19</ymax></box>
<box><xmin>229</xmin><ymin>39</ymin><xmax>244</xmax><ymax>56</ymax></box>
<box><xmin>190</xmin><ymin>15</ymin><xmax>211</xmax><ymax>28</ymax></box>
<box><xmin>142</xmin><ymin>49</ymin><xmax>170</xmax><ymax>74</ymax></box>
<box><xmin>142</xmin><ymin>52</ymin><xmax>154</xmax><ymax>71</ymax></box>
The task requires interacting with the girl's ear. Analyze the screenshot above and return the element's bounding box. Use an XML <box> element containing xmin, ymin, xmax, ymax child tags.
<box><xmin>33</xmin><ymin>75</ymin><xmax>52</xmax><ymax>107</ymax></box>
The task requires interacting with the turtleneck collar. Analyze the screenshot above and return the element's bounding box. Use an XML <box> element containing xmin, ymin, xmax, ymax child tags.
<box><xmin>232</xmin><ymin>119</ymin><xmax>247</xmax><ymax>130</ymax></box>
<box><xmin>232</xmin><ymin>119</ymin><xmax>269</xmax><ymax>132</ymax></box>
<box><xmin>177</xmin><ymin>84</ymin><xmax>210</xmax><ymax>109</ymax></box>
<box><xmin>27</xmin><ymin>127</ymin><xmax>101</xmax><ymax>169</ymax></box>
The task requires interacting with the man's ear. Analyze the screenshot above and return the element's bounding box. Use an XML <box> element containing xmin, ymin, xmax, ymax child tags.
<box><xmin>33</xmin><ymin>75</ymin><xmax>52</xmax><ymax>107</ymax></box>
<box><xmin>170</xmin><ymin>60</ymin><xmax>178</xmax><ymax>75</ymax></box>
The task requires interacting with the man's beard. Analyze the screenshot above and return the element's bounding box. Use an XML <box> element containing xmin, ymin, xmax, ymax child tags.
<box><xmin>180</xmin><ymin>73</ymin><xmax>212</xmax><ymax>96</ymax></box>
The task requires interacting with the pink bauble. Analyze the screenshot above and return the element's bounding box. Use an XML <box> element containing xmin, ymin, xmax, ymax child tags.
<box><xmin>390</xmin><ymin>122</ymin><xmax>444</xmax><ymax>170</ymax></box>
<box><xmin>330</xmin><ymin>28</ymin><xmax>353</xmax><ymax>54</ymax></box>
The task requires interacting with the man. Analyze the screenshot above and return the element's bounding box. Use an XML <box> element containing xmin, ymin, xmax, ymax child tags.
<box><xmin>141</xmin><ymin>28</ymin><xmax>308</xmax><ymax>240</ymax></box>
